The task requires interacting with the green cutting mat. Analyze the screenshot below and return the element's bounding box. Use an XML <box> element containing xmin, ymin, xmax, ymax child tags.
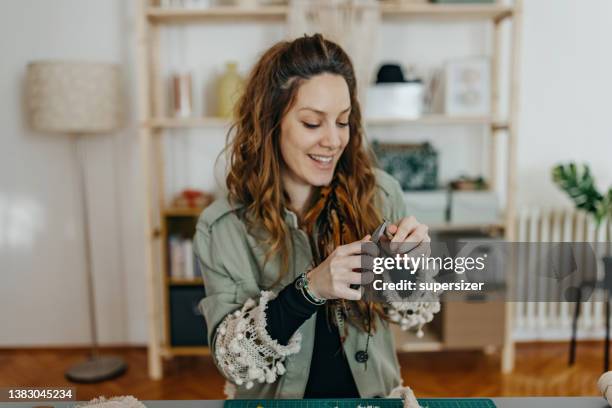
<box><xmin>225</xmin><ymin>398</ymin><xmax>496</xmax><ymax>408</ymax></box>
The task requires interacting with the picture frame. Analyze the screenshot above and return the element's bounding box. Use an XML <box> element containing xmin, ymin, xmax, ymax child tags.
<box><xmin>444</xmin><ymin>56</ymin><xmax>491</xmax><ymax>116</ymax></box>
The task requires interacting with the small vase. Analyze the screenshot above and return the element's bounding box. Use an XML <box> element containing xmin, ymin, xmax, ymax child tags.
<box><xmin>217</xmin><ymin>62</ymin><xmax>244</xmax><ymax>118</ymax></box>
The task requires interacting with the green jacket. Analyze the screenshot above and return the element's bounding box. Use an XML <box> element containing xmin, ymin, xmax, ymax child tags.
<box><xmin>194</xmin><ymin>169</ymin><xmax>409</xmax><ymax>399</ymax></box>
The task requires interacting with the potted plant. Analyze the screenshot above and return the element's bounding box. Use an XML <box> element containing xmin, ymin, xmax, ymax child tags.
<box><xmin>552</xmin><ymin>162</ymin><xmax>612</xmax><ymax>281</ymax></box>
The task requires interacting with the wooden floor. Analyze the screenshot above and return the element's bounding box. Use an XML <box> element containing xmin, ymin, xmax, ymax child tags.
<box><xmin>0</xmin><ymin>342</ymin><xmax>607</xmax><ymax>401</ymax></box>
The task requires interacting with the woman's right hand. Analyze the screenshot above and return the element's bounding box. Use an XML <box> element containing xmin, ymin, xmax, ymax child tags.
<box><xmin>306</xmin><ymin>235</ymin><xmax>376</xmax><ymax>301</ymax></box>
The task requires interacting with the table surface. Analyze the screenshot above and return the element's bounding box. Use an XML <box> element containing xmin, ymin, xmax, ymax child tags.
<box><xmin>0</xmin><ymin>398</ymin><xmax>608</xmax><ymax>408</ymax></box>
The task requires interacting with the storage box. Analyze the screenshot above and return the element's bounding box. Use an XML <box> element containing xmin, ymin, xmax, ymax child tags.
<box><xmin>372</xmin><ymin>142</ymin><xmax>438</xmax><ymax>190</ymax></box>
<box><xmin>404</xmin><ymin>190</ymin><xmax>448</xmax><ymax>225</ymax></box>
<box><xmin>365</xmin><ymin>83</ymin><xmax>424</xmax><ymax>120</ymax></box>
<box><xmin>169</xmin><ymin>286</ymin><xmax>208</xmax><ymax>346</ymax></box>
<box><xmin>443</xmin><ymin>301</ymin><xmax>505</xmax><ymax>349</ymax></box>
<box><xmin>450</xmin><ymin>191</ymin><xmax>499</xmax><ymax>224</ymax></box>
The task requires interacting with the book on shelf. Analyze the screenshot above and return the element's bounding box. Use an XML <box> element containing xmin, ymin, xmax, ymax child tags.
<box><xmin>169</xmin><ymin>235</ymin><xmax>184</xmax><ymax>279</ymax></box>
<box><xmin>168</xmin><ymin>236</ymin><xmax>202</xmax><ymax>281</ymax></box>
<box><xmin>184</xmin><ymin>239</ymin><xmax>194</xmax><ymax>279</ymax></box>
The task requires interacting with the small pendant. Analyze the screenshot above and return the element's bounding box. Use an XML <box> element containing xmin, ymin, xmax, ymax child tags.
<box><xmin>355</xmin><ymin>350</ymin><xmax>369</xmax><ymax>363</ymax></box>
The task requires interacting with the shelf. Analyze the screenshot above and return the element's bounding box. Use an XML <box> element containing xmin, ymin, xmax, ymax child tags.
<box><xmin>381</xmin><ymin>3</ymin><xmax>513</xmax><ymax>22</ymax></box>
<box><xmin>366</xmin><ymin>115</ymin><xmax>507</xmax><ymax>128</ymax></box>
<box><xmin>149</xmin><ymin>116</ymin><xmax>508</xmax><ymax>130</ymax></box>
<box><xmin>161</xmin><ymin>205</ymin><xmax>504</xmax><ymax>231</ymax></box>
<box><xmin>148</xmin><ymin>6</ymin><xmax>287</xmax><ymax>23</ymax></box>
<box><xmin>147</xmin><ymin>4</ymin><xmax>513</xmax><ymax>24</ymax></box>
<box><xmin>429</xmin><ymin>222</ymin><xmax>505</xmax><ymax>233</ymax></box>
<box><xmin>150</xmin><ymin>117</ymin><xmax>229</xmax><ymax>129</ymax></box>
<box><xmin>163</xmin><ymin>206</ymin><xmax>204</xmax><ymax>217</ymax></box>
<box><xmin>168</xmin><ymin>277</ymin><xmax>204</xmax><ymax>286</ymax></box>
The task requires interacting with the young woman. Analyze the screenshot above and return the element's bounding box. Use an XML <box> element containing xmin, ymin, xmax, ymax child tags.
<box><xmin>194</xmin><ymin>34</ymin><xmax>438</xmax><ymax>400</ymax></box>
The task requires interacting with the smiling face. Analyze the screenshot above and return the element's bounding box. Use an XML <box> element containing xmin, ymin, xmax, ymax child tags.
<box><xmin>279</xmin><ymin>73</ymin><xmax>351</xmax><ymax>196</ymax></box>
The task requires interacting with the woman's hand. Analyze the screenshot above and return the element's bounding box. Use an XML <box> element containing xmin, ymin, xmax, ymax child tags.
<box><xmin>306</xmin><ymin>235</ymin><xmax>376</xmax><ymax>301</ymax></box>
<box><xmin>387</xmin><ymin>216</ymin><xmax>431</xmax><ymax>256</ymax></box>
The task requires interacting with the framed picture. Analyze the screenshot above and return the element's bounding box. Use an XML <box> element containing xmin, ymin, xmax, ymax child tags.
<box><xmin>444</xmin><ymin>57</ymin><xmax>491</xmax><ymax>116</ymax></box>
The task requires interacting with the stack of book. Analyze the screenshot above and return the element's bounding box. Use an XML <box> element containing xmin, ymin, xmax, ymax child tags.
<box><xmin>168</xmin><ymin>236</ymin><xmax>202</xmax><ymax>280</ymax></box>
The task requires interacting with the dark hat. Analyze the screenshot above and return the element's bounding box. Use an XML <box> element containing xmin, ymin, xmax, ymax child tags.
<box><xmin>375</xmin><ymin>64</ymin><xmax>422</xmax><ymax>84</ymax></box>
<box><xmin>376</xmin><ymin>64</ymin><xmax>406</xmax><ymax>83</ymax></box>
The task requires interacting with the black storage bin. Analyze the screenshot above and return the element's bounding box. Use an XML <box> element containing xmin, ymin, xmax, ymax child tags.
<box><xmin>169</xmin><ymin>285</ymin><xmax>208</xmax><ymax>346</ymax></box>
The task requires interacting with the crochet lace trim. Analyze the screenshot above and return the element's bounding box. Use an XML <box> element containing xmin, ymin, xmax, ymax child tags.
<box><xmin>214</xmin><ymin>287</ymin><xmax>439</xmax><ymax>392</ymax></box>
<box><xmin>384</xmin><ymin>268</ymin><xmax>441</xmax><ymax>337</ymax></box>
<box><xmin>386</xmin><ymin>300</ymin><xmax>441</xmax><ymax>337</ymax></box>
<box><xmin>214</xmin><ymin>290</ymin><xmax>301</xmax><ymax>389</ymax></box>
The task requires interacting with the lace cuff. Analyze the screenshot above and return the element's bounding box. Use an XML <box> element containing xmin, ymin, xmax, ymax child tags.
<box><xmin>381</xmin><ymin>259</ymin><xmax>441</xmax><ymax>337</ymax></box>
<box><xmin>214</xmin><ymin>290</ymin><xmax>302</xmax><ymax>389</ymax></box>
<box><xmin>386</xmin><ymin>300</ymin><xmax>441</xmax><ymax>337</ymax></box>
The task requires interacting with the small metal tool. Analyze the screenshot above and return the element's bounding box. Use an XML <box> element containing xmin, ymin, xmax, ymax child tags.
<box><xmin>371</xmin><ymin>219</ymin><xmax>392</xmax><ymax>244</ymax></box>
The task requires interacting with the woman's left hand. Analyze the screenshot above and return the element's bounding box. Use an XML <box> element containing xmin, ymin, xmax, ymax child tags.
<box><xmin>386</xmin><ymin>216</ymin><xmax>430</xmax><ymax>255</ymax></box>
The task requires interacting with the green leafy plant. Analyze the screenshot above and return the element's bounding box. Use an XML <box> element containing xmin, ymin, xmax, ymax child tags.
<box><xmin>552</xmin><ymin>162</ymin><xmax>612</xmax><ymax>226</ymax></box>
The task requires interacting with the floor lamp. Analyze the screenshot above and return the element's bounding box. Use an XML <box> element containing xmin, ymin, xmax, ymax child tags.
<box><xmin>26</xmin><ymin>61</ymin><xmax>128</xmax><ymax>383</ymax></box>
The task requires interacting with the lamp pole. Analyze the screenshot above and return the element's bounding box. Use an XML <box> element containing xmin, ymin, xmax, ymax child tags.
<box><xmin>64</xmin><ymin>135</ymin><xmax>127</xmax><ymax>383</ymax></box>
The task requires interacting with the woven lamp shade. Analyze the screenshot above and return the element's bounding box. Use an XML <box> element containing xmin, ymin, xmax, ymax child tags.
<box><xmin>26</xmin><ymin>61</ymin><xmax>124</xmax><ymax>134</ymax></box>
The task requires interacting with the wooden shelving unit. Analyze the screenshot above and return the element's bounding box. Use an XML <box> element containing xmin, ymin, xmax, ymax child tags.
<box><xmin>136</xmin><ymin>0</ymin><xmax>523</xmax><ymax>379</ymax></box>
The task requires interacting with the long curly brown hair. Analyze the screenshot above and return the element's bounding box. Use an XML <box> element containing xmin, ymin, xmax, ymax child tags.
<box><xmin>225</xmin><ymin>34</ymin><xmax>386</xmax><ymax>332</ymax></box>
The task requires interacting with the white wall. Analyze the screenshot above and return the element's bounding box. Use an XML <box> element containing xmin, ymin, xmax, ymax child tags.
<box><xmin>1</xmin><ymin>0</ymin><xmax>611</xmax><ymax>346</ymax></box>
<box><xmin>0</xmin><ymin>0</ymin><xmax>146</xmax><ymax>345</ymax></box>
<box><xmin>516</xmin><ymin>0</ymin><xmax>612</xmax><ymax>208</ymax></box>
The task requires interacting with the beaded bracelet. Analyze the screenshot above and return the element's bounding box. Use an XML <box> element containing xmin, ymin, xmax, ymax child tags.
<box><xmin>294</xmin><ymin>271</ymin><xmax>326</xmax><ymax>306</ymax></box>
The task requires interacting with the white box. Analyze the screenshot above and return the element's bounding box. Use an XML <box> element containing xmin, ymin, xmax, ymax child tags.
<box><xmin>450</xmin><ymin>191</ymin><xmax>499</xmax><ymax>224</ymax></box>
<box><xmin>365</xmin><ymin>83</ymin><xmax>424</xmax><ymax>120</ymax></box>
<box><xmin>403</xmin><ymin>190</ymin><xmax>447</xmax><ymax>225</ymax></box>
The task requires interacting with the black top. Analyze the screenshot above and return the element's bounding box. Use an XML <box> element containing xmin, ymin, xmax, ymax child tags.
<box><xmin>264</xmin><ymin>278</ymin><xmax>360</xmax><ymax>398</ymax></box>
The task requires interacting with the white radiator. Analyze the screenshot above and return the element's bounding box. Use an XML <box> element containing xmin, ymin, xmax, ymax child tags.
<box><xmin>513</xmin><ymin>207</ymin><xmax>612</xmax><ymax>341</ymax></box>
